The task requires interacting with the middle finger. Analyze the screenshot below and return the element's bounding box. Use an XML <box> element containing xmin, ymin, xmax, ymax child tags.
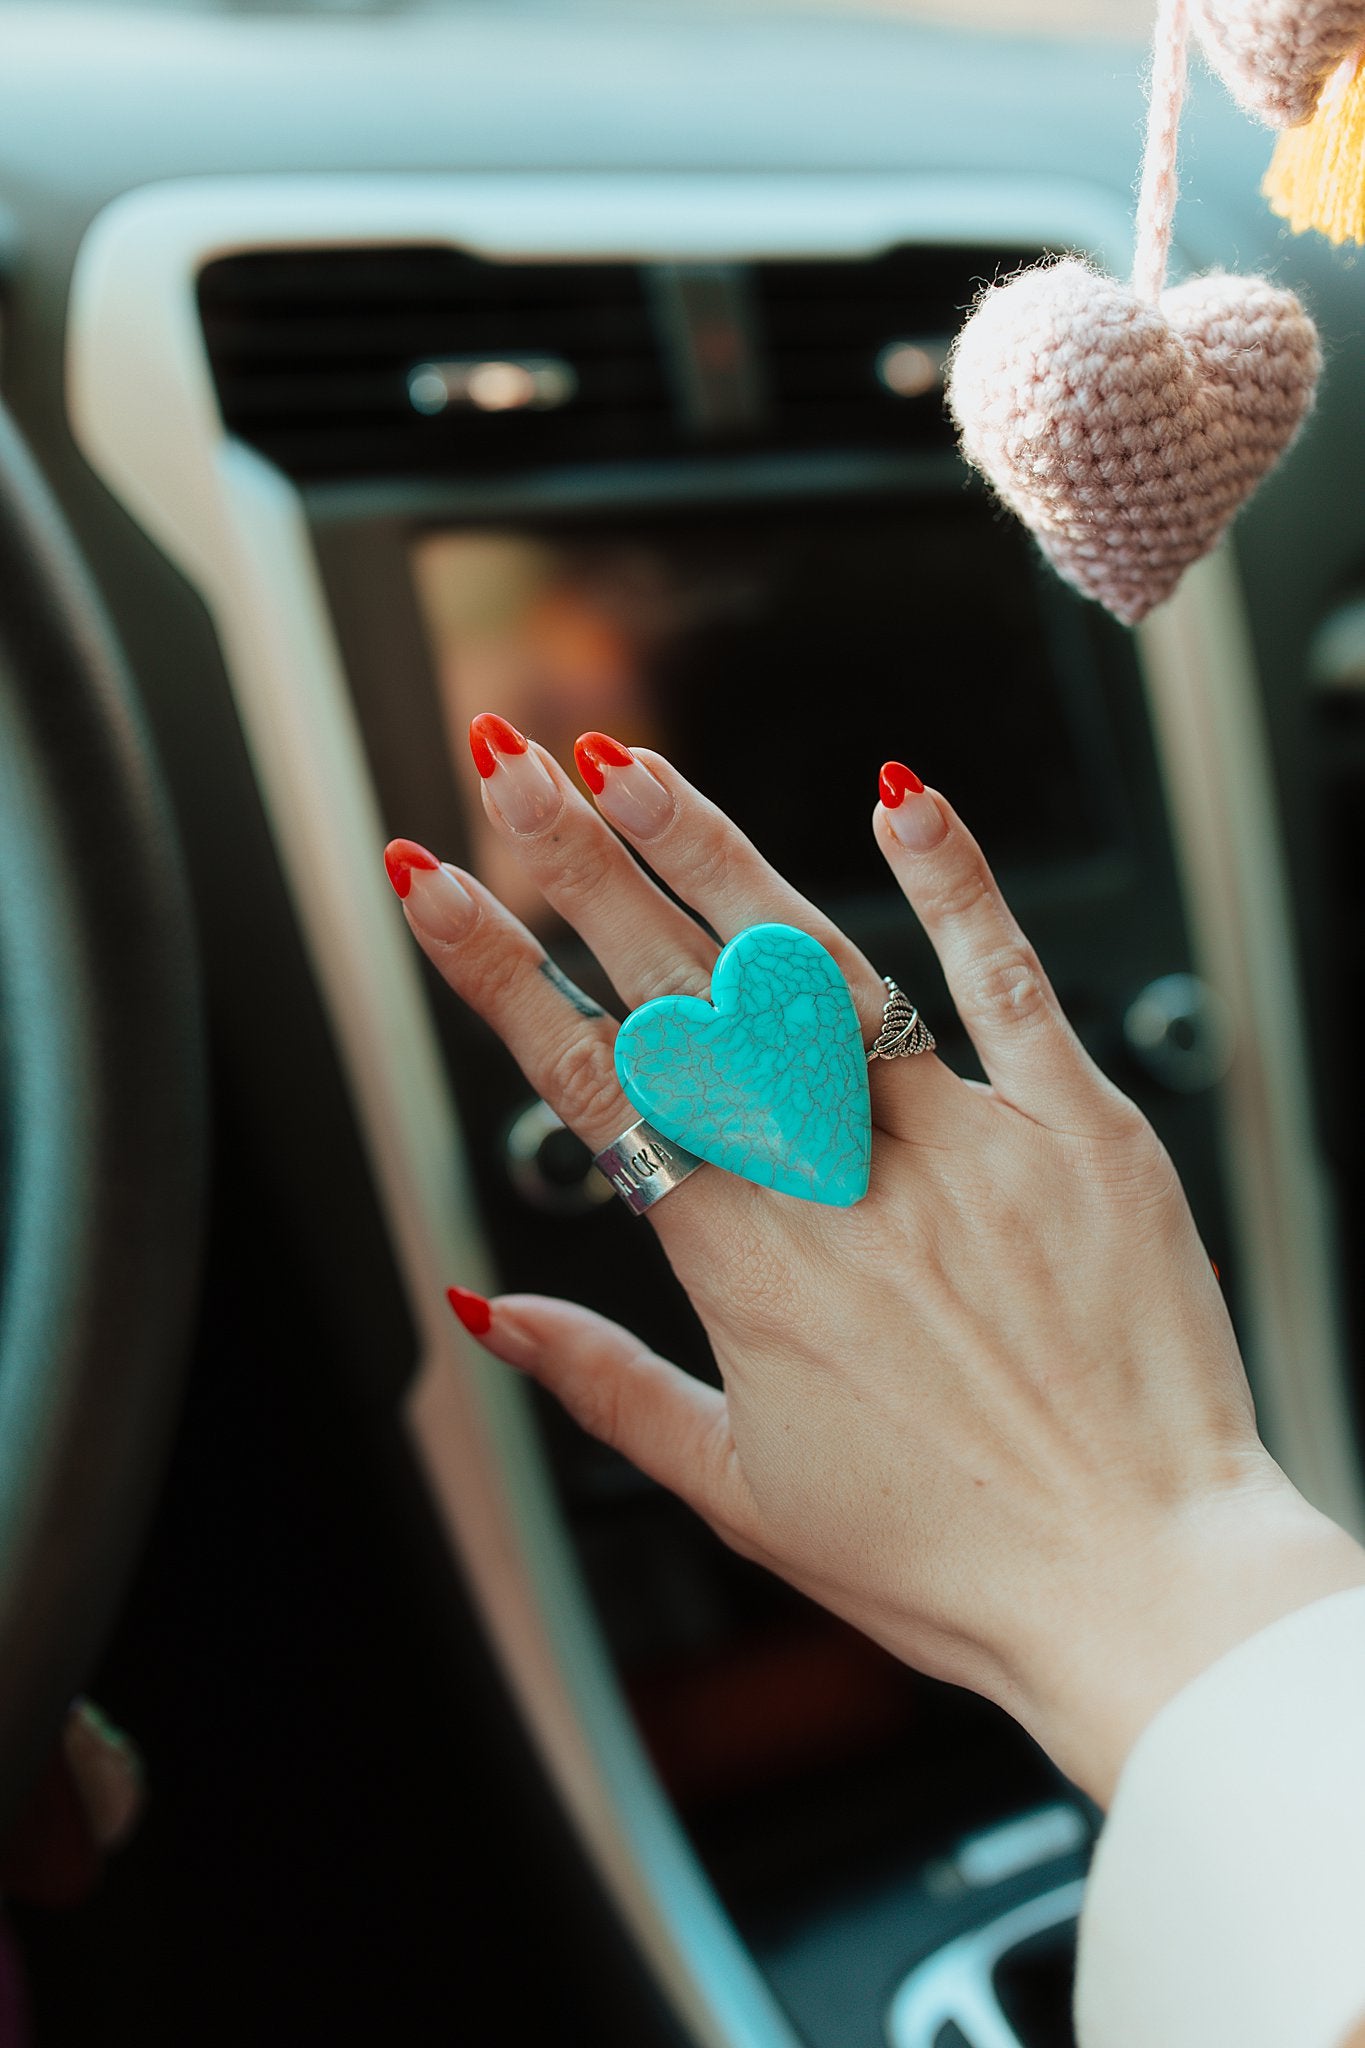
<box><xmin>577</xmin><ymin>731</ymin><xmax>891</xmax><ymax>1038</ymax></box>
<box><xmin>470</xmin><ymin>712</ymin><xmax>719</xmax><ymax>1006</ymax></box>
<box><xmin>471</xmin><ymin>712</ymin><xmax>888</xmax><ymax>1035</ymax></box>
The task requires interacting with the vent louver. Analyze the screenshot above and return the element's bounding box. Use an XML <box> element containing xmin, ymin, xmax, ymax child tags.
<box><xmin>197</xmin><ymin>247</ymin><xmax>674</xmax><ymax>483</ymax></box>
<box><xmin>753</xmin><ymin>244</ymin><xmax>1035</xmax><ymax>451</ymax></box>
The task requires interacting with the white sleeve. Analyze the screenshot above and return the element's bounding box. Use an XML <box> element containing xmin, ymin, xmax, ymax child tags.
<box><xmin>1074</xmin><ymin>1584</ymin><xmax>1365</xmax><ymax>2048</ymax></box>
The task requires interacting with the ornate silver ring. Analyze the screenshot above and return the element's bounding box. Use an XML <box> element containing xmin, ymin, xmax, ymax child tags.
<box><xmin>867</xmin><ymin>977</ymin><xmax>936</xmax><ymax>1062</ymax></box>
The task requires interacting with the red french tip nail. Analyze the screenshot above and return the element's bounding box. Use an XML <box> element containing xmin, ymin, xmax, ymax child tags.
<box><xmin>384</xmin><ymin>837</ymin><xmax>441</xmax><ymax>900</ymax></box>
<box><xmin>573</xmin><ymin>730</ymin><xmax>635</xmax><ymax>796</ymax></box>
<box><xmin>447</xmin><ymin>1285</ymin><xmax>493</xmax><ymax>1337</ymax></box>
<box><xmin>469</xmin><ymin>712</ymin><xmax>530</xmax><ymax>780</ymax></box>
<box><xmin>879</xmin><ymin>761</ymin><xmax>925</xmax><ymax>809</ymax></box>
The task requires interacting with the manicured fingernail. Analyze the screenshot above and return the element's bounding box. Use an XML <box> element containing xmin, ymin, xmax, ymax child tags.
<box><xmin>384</xmin><ymin>836</ymin><xmax>439</xmax><ymax>899</ymax></box>
<box><xmin>447</xmin><ymin>1285</ymin><xmax>492</xmax><ymax>1336</ymax></box>
<box><xmin>469</xmin><ymin>713</ymin><xmax>562</xmax><ymax>835</ymax></box>
<box><xmin>574</xmin><ymin>731</ymin><xmax>674</xmax><ymax>839</ymax></box>
<box><xmin>879</xmin><ymin>762</ymin><xmax>947</xmax><ymax>851</ymax></box>
<box><xmin>385</xmin><ymin>839</ymin><xmax>474</xmax><ymax>938</ymax></box>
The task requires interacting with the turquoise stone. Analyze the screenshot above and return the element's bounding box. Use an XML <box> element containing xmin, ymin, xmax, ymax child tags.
<box><xmin>614</xmin><ymin>923</ymin><xmax>871</xmax><ymax>1207</ymax></box>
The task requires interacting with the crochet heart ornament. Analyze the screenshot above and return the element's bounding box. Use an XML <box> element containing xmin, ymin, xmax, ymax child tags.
<box><xmin>1191</xmin><ymin>0</ymin><xmax>1365</xmax><ymax>126</ymax></box>
<box><xmin>945</xmin><ymin>258</ymin><xmax>1321</xmax><ymax>626</ymax></box>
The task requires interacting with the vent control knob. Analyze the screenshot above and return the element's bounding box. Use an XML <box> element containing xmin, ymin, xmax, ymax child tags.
<box><xmin>505</xmin><ymin>1098</ymin><xmax>614</xmax><ymax>1216</ymax></box>
<box><xmin>1122</xmin><ymin>974</ymin><xmax>1234</xmax><ymax>1093</ymax></box>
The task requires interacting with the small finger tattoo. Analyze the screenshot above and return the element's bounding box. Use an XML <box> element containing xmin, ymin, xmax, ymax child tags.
<box><xmin>539</xmin><ymin>958</ymin><xmax>605</xmax><ymax>1019</ymax></box>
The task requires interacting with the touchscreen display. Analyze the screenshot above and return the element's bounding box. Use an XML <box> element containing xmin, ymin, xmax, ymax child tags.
<box><xmin>412</xmin><ymin>503</ymin><xmax>1113</xmax><ymax>934</ymax></box>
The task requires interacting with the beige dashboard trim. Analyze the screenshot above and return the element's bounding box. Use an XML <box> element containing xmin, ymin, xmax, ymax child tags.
<box><xmin>64</xmin><ymin>172</ymin><xmax>1362</xmax><ymax>2048</ymax></box>
<box><xmin>1141</xmin><ymin>560</ymin><xmax>1363</xmax><ymax>1529</ymax></box>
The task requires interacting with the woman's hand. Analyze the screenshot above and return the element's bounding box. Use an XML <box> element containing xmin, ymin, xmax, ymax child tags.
<box><xmin>386</xmin><ymin>717</ymin><xmax>1365</xmax><ymax>1804</ymax></box>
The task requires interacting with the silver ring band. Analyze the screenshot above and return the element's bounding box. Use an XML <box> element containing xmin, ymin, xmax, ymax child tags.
<box><xmin>594</xmin><ymin>1118</ymin><xmax>705</xmax><ymax>1215</ymax></box>
<box><xmin>867</xmin><ymin>977</ymin><xmax>936</xmax><ymax>1061</ymax></box>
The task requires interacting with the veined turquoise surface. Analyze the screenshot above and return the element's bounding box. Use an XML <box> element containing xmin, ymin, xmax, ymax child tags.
<box><xmin>614</xmin><ymin>923</ymin><xmax>871</xmax><ymax>1207</ymax></box>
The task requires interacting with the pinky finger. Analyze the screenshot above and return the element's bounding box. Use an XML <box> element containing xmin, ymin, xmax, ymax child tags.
<box><xmin>874</xmin><ymin>765</ymin><xmax>1129</xmax><ymax>1134</ymax></box>
<box><xmin>446</xmin><ymin>1286</ymin><xmax>754</xmax><ymax>1541</ymax></box>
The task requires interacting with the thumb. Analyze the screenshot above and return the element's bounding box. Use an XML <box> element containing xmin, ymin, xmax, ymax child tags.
<box><xmin>447</xmin><ymin>1287</ymin><xmax>752</xmax><ymax>1541</ymax></box>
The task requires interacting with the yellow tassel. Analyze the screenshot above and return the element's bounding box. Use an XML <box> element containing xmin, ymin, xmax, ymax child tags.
<box><xmin>1263</xmin><ymin>46</ymin><xmax>1365</xmax><ymax>245</ymax></box>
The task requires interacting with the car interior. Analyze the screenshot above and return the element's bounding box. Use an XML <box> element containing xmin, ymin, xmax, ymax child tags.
<box><xmin>1</xmin><ymin>2</ymin><xmax>1363</xmax><ymax>2045</ymax></box>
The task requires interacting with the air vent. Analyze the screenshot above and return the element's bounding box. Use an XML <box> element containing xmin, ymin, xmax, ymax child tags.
<box><xmin>198</xmin><ymin>241</ymin><xmax>1043</xmax><ymax>484</ymax></box>
<box><xmin>753</xmin><ymin>244</ymin><xmax>1037</xmax><ymax>451</ymax></box>
<box><xmin>197</xmin><ymin>247</ymin><xmax>674</xmax><ymax>483</ymax></box>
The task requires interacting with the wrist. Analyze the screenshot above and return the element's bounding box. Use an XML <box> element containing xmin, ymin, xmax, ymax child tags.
<box><xmin>1003</xmin><ymin>1469</ymin><xmax>1365</xmax><ymax>1806</ymax></box>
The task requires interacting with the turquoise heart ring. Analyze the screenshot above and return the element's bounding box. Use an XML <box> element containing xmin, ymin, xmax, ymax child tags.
<box><xmin>613</xmin><ymin>923</ymin><xmax>873</xmax><ymax>1208</ymax></box>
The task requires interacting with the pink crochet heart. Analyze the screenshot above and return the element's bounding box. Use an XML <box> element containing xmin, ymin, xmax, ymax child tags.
<box><xmin>1191</xmin><ymin>0</ymin><xmax>1365</xmax><ymax>126</ymax></box>
<box><xmin>946</xmin><ymin>259</ymin><xmax>1320</xmax><ymax>626</ymax></box>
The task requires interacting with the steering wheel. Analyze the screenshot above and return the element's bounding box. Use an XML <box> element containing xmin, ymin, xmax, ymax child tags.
<box><xmin>0</xmin><ymin>398</ymin><xmax>205</xmax><ymax>1831</ymax></box>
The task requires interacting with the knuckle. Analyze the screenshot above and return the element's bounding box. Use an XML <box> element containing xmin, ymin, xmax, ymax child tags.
<box><xmin>473</xmin><ymin>937</ymin><xmax>536</xmax><ymax>1014</ymax></box>
<box><xmin>681</xmin><ymin>819</ymin><xmax>742</xmax><ymax>899</ymax></box>
<box><xmin>543</xmin><ymin>832</ymin><xmax>617</xmax><ymax>917</ymax></box>
<box><xmin>540</xmin><ymin>1035</ymin><xmax>624</xmax><ymax>1137</ymax></box>
<box><xmin>1062</xmin><ymin>1064</ymin><xmax>1157</xmax><ymax>1150</ymax></box>
<box><xmin>1072</xmin><ymin>1105</ymin><xmax>1178</xmax><ymax>1204</ymax></box>
<box><xmin>922</xmin><ymin>854</ymin><xmax>995</xmax><ymax>929</ymax></box>
<box><xmin>1098</xmin><ymin>1091</ymin><xmax>1153</xmax><ymax>1145</ymax></box>
<box><xmin>664</xmin><ymin>959</ymin><xmax>715</xmax><ymax>1003</ymax></box>
<box><xmin>963</xmin><ymin>940</ymin><xmax>1053</xmax><ymax>1031</ymax></box>
<box><xmin>631</xmin><ymin>947</ymin><xmax>713</xmax><ymax>1005</ymax></box>
<box><xmin>1123</xmin><ymin>1115</ymin><xmax>1176</xmax><ymax>1184</ymax></box>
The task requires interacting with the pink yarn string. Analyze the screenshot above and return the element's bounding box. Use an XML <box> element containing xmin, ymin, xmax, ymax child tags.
<box><xmin>1132</xmin><ymin>0</ymin><xmax>1190</xmax><ymax>302</ymax></box>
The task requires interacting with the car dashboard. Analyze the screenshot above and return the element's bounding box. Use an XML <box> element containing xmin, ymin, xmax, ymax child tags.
<box><xmin>3</xmin><ymin>7</ymin><xmax>1365</xmax><ymax>2046</ymax></box>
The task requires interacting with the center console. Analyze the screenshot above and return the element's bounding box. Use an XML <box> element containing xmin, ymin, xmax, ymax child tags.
<box><xmin>295</xmin><ymin>246</ymin><xmax>1210</xmax><ymax>2045</ymax></box>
